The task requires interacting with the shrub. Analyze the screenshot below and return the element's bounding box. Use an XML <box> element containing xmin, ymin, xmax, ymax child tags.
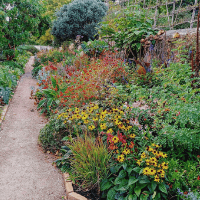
<box><xmin>81</xmin><ymin>39</ymin><xmax>109</xmax><ymax>58</ymax></box>
<box><xmin>52</xmin><ymin>0</ymin><xmax>108</xmax><ymax>42</ymax></box>
<box><xmin>98</xmin><ymin>4</ymin><xmax>156</xmax><ymax>59</ymax></box>
<box><xmin>17</xmin><ymin>45</ymin><xmax>39</xmax><ymax>55</ymax></box>
<box><xmin>38</xmin><ymin>111</ymin><xmax>68</xmax><ymax>152</ymax></box>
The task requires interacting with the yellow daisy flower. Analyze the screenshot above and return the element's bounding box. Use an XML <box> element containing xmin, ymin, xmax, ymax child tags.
<box><xmin>123</xmin><ymin>148</ymin><xmax>130</xmax><ymax>155</ymax></box>
<box><xmin>88</xmin><ymin>125</ymin><xmax>95</xmax><ymax>130</ymax></box>
<box><xmin>112</xmin><ymin>136</ymin><xmax>119</xmax><ymax>144</ymax></box>
<box><xmin>117</xmin><ymin>154</ymin><xmax>125</xmax><ymax>162</ymax></box>
<box><xmin>129</xmin><ymin>134</ymin><xmax>136</xmax><ymax>138</ymax></box>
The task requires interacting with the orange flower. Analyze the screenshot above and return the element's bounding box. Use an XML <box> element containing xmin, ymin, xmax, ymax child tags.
<box><xmin>129</xmin><ymin>141</ymin><xmax>134</xmax><ymax>148</ymax></box>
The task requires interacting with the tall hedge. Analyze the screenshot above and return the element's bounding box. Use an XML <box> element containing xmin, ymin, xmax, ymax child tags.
<box><xmin>52</xmin><ymin>0</ymin><xmax>108</xmax><ymax>42</ymax></box>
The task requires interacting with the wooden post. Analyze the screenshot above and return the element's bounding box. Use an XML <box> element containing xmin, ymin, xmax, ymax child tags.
<box><xmin>190</xmin><ymin>0</ymin><xmax>198</xmax><ymax>29</ymax></box>
<box><xmin>195</xmin><ymin>2</ymin><xmax>200</xmax><ymax>78</ymax></box>
<box><xmin>153</xmin><ymin>0</ymin><xmax>159</xmax><ymax>29</ymax></box>
<box><xmin>166</xmin><ymin>1</ymin><xmax>170</xmax><ymax>29</ymax></box>
<box><xmin>171</xmin><ymin>0</ymin><xmax>176</xmax><ymax>30</ymax></box>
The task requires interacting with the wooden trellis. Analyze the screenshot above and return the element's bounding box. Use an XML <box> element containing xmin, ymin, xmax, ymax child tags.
<box><xmin>106</xmin><ymin>0</ymin><xmax>199</xmax><ymax>30</ymax></box>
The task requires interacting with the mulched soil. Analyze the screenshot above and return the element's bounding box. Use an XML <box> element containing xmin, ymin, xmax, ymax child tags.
<box><xmin>73</xmin><ymin>184</ymin><xmax>103</xmax><ymax>200</ymax></box>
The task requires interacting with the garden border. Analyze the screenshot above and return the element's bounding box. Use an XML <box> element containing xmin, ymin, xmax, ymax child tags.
<box><xmin>0</xmin><ymin>80</ymin><xmax>20</xmax><ymax>127</ymax></box>
<box><xmin>63</xmin><ymin>173</ymin><xmax>87</xmax><ymax>200</ymax></box>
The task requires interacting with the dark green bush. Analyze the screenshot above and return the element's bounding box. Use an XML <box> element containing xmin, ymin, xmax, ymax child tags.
<box><xmin>52</xmin><ymin>0</ymin><xmax>108</xmax><ymax>42</ymax></box>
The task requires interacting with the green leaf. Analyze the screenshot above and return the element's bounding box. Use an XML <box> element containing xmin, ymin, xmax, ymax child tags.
<box><xmin>118</xmin><ymin>170</ymin><xmax>127</xmax><ymax>179</ymax></box>
<box><xmin>51</xmin><ymin>76</ymin><xmax>57</xmax><ymax>88</ymax></box>
<box><xmin>110</xmin><ymin>164</ymin><xmax>121</xmax><ymax>174</ymax></box>
<box><xmin>139</xmin><ymin>176</ymin><xmax>150</xmax><ymax>184</ymax></box>
<box><xmin>140</xmin><ymin>194</ymin><xmax>148</xmax><ymax>200</ymax></box>
<box><xmin>114</xmin><ymin>177</ymin><xmax>122</xmax><ymax>185</ymax></box>
<box><xmin>128</xmin><ymin>176</ymin><xmax>138</xmax><ymax>186</ymax></box>
<box><xmin>136</xmin><ymin>43</ymin><xmax>141</xmax><ymax>50</ymax></box>
<box><xmin>155</xmin><ymin>192</ymin><xmax>161</xmax><ymax>200</ymax></box>
<box><xmin>62</xmin><ymin>136</ymin><xmax>69</xmax><ymax>141</ymax></box>
<box><xmin>123</xmin><ymin>162</ymin><xmax>127</xmax><ymax>170</ymax></box>
<box><xmin>127</xmin><ymin>167</ymin><xmax>133</xmax><ymax>175</ymax></box>
<box><xmin>134</xmin><ymin>186</ymin><xmax>141</xmax><ymax>197</ymax></box>
<box><xmin>47</xmin><ymin>98</ymin><xmax>53</xmax><ymax>110</ymax></box>
<box><xmin>132</xmin><ymin>167</ymin><xmax>141</xmax><ymax>173</ymax></box>
<box><xmin>107</xmin><ymin>188</ymin><xmax>117</xmax><ymax>200</ymax></box>
<box><xmin>37</xmin><ymin>99</ymin><xmax>46</xmax><ymax>109</ymax></box>
<box><xmin>127</xmin><ymin>194</ymin><xmax>137</xmax><ymax>200</ymax></box>
<box><xmin>148</xmin><ymin>181</ymin><xmax>157</xmax><ymax>193</ymax></box>
<box><xmin>100</xmin><ymin>179</ymin><xmax>113</xmax><ymax>191</ymax></box>
<box><xmin>158</xmin><ymin>183</ymin><xmax>167</xmax><ymax>194</ymax></box>
<box><xmin>134</xmin><ymin>184</ymin><xmax>147</xmax><ymax>197</ymax></box>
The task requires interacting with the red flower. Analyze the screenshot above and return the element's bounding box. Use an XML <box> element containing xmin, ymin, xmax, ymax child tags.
<box><xmin>184</xmin><ymin>191</ymin><xmax>188</xmax><ymax>195</ymax></box>
<box><xmin>117</xmin><ymin>131</ymin><xmax>127</xmax><ymax>144</ymax></box>
<box><xmin>197</xmin><ymin>176</ymin><xmax>200</xmax><ymax>180</ymax></box>
<box><xmin>107</xmin><ymin>133</ymin><xmax>113</xmax><ymax>144</ymax></box>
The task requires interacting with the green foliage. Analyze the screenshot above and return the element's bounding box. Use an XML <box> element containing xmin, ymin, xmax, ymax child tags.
<box><xmin>17</xmin><ymin>45</ymin><xmax>39</xmax><ymax>55</ymax></box>
<box><xmin>38</xmin><ymin>111</ymin><xmax>68</xmax><ymax>152</ymax></box>
<box><xmin>32</xmin><ymin>65</ymin><xmax>43</xmax><ymax>78</ymax></box>
<box><xmin>81</xmin><ymin>39</ymin><xmax>109</xmax><ymax>58</ymax></box>
<box><xmin>37</xmin><ymin>28</ymin><xmax>54</xmax><ymax>45</ymax></box>
<box><xmin>0</xmin><ymin>49</ymin><xmax>30</xmax><ymax>104</ymax></box>
<box><xmin>167</xmin><ymin>159</ymin><xmax>200</xmax><ymax>194</ymax></box>
<box><xmin>36</xmin><ymin>86</ymin><xmax>59</xmax><ymax>116</ymax></box>
<box><xmin>43</xmin><ymin>0</ymin><xmax>72</xmax><ymax>21</ymax></box>
<box><xmin>0</xmin><ymin>0</ymin><xmax>49</xmax><ymax>60</ymax></box>
<box><xmin>0</xmin><ymin>86</ymin><xmax>11</xmax><ymax>104</ymax></box>
<box><xmin>100</xmin><ymin>141</ymin><xmax>169</xmax><ymax>200</ymax></box>
<box><xmin>98</xmin><ymin>5</ymin><xmax>156</xmax><ymax>55</ymax></box>
<box><xmin>52</xmin><ymin>0</ymin><xmax>108</xmax><ymax>42</ymax></box>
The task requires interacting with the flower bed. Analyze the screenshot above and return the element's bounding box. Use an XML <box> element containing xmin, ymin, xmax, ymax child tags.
<box><xmin>33</xmin><ymin>38</ymin><xmax>200</xmax><ymax>200</ymax></box>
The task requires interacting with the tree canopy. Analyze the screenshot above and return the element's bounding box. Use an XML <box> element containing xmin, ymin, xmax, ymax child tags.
<box><xmin>0</xmin><ymin>0</ymin><xmax>49</xmax><ymax>60</ymax></box>
<box><xmin>52</xmin><ymin>0</ymin><xmax>108</xmax><ymax>42</ymax></box>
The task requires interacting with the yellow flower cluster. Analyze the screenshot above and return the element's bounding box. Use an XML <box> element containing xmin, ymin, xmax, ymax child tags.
<box><xmin>137</xmin><ymin>144</ymin><xmax>168</xmax><ymax>183</ymax></box>
<box><xmin>57</xmin><ymin>103</ymin><xmax>134</xmax><ymax>134</ymax></box>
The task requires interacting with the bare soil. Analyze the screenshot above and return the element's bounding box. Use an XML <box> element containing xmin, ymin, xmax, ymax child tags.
<box><xmin>0</xmin><ymin>57</ymin><xmax>66</xmax><ymax>200</ymax></box>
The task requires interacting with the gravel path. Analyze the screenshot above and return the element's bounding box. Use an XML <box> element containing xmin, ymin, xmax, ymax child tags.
<box><xmin>0</xmin><ymin>57</ymin><xmax>66</xmax><ymax>200</ymax></box>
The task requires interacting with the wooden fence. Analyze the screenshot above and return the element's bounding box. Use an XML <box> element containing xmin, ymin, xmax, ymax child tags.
<box><xmin>106</xmin><ymin>0</ymin><xmax>199</xmax><ymax>30</ymax></box>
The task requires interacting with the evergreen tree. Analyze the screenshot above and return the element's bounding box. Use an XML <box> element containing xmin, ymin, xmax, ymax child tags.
<box><xmin>52</xmin><ymin>0</ymin><xmax>108</xmax><ymax>42</ymax></box>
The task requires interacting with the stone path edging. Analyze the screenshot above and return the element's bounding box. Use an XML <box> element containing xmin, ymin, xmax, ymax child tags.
<box><xmin>63</xmin><ymin>173</ymin><xmax>87</xmax><ymax>200</ymax></box>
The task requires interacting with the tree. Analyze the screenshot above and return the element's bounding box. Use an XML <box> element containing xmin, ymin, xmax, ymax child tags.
<box><xmin>52</xmin><ymin>0</ymin><xmax>108</xmax><ymax>43</ymax></box>
<box><xmin>44</xmin><ymin>0</ymin><xmax>72</xmax><ymax>21</ymax></box>
<box><xmin>0</xmin><ymin>0</ymin><xmax>49</xmax><ymax>60</ymax></box>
